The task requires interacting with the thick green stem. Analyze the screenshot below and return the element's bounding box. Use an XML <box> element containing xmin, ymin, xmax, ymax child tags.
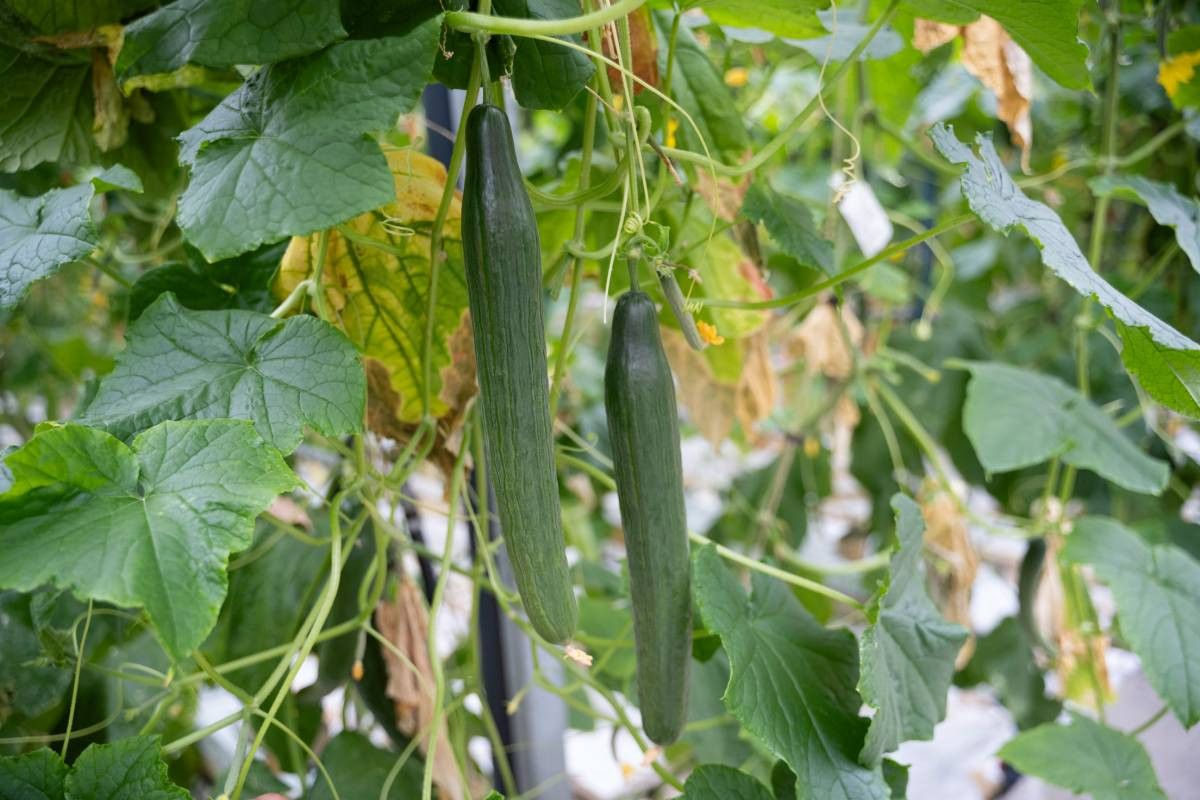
<box><xmin>447</xmin><ymin>0</ymin><xmax>644</xmax><ymax>36</ymax></box>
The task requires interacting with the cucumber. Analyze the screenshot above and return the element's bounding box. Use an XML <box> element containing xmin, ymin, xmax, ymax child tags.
<box><xmin>462</xmin><ymin>104</ymin><xmax>577</xmax><ymax>643</ymax></box>
<box><xmin>605</xmin><ymin>289</ymin><xmax>692</xmax><ymax>744</ymax></box>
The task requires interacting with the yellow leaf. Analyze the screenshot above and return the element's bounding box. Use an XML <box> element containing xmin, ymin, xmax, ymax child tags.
<box><xmin>277</xmin><ymin>147</ymin><xmax>475</xmax><ymax>434</ymax></box>
<box><xmin>1158</xmin><ymin>50</ymin><xmax>1200</xmax><ymax>98</ymax></box>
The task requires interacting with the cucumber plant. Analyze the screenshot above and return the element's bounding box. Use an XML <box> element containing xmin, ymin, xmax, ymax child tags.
<box><xmin>1</xmin><ymin>1</ymin><xmax>1198</xmax><ymax>799</ymax></box>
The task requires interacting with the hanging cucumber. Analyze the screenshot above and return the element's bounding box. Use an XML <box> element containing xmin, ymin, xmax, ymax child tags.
<box><xmin>462</xmin><ymin>103</ymin><xmax>577</xmax><ymax>643</ymax></box>
<box><xmin>605</xmin><ymin>288</ymin><xmax>692</xmax><ymax>744</ymax></box>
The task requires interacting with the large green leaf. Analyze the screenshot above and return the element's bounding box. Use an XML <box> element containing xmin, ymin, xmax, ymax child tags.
<box><xmin>0</xmin><ymin>166</ymin><xmax>143</xmax><ymax>308</ymax></box>
<box><xmin>0</xmin><ymin>737</ymin><xmax>188</xmax><ymax>800</ymax></box>
<box><xmin>692</xmin><ymin>545</ymin><xmax>889</xmax><ymax>800</ymax></box>
<box><xmin>78</xmin><ymin>294</ymin><xmax>365</xmax><ymax>453</ymax></box>
<box><xmin>66</xmin><ymin>737</ymin><xmax>188</xmax><ymax>800</ymax></box>
<box><xmin>4</xmin><ymin>0</ymin><xmax>155</xmax><ymax>33</ymax></box>
<box><xmin>308</xmin><ymin>731</ymin><xmax>423</xmax><ymax>799</ymax></box>
<box><xmin>1091</xmin><ymin>175</ymin><xmax>1200</xmax><ymax>274</ymax></box>
<box><xmin>959</xmin><ymin>361</ymin><xmax>1169</xmax><ymax>495</ymax></box>
<box><xmin>176</xmin><ymin>20</ymin><xmax>440</xmax><ymax>260</ymax></box>
<box><xmin>930</xmin><ymin>124</ymin><xmax>1200</xmax><ymax>419</ymax></box>
<box><xmin>682</xmin><ymin>765</ymin><xmax>774</xmax><ymax>800</ymax></box>
<box><xmin>858</xmin><ymin>495</ymin><xmax>968</xmax><ymax>765</ymax></box>
<box><xmin>117</xmin><ymin>0</ymin><xmax>346</xmax><ymax>80</ymax></box>
<box><xmin>494</xmin><ymin>0</ymin><xmax>593</xmax><ymax>109</ymax></box>
<box><xmin>0</xmin><ymin>748</ymin><xmax>67</xmax><ymax>800</ymax></box>
<box><xmin>0</xmin><ymin>44</ymin><xmax>93</xmax><ymax>172</ymax></box>
<box><xmin>903</xmin><ymin>0</ymin><xmax>1089</xmax><ymax>89</ymax></box>
<box><xmin>657</xmin><ymin>16</ymin><xmax>750</xmax><ymax>160</ymax></box>
<box><xmin>742</xmin><ymin>183</ymin><xmax>834</xmax><ymax>275</ymax></box>
<box><xmin>1061</xmin><ymin>517</ymin><xmax>1200</xmax><ymax>727</ymax></box>
<box><xmin>683</xmin><ymin>0</ymin><xmax>828</xmax><ymax>39</ymax></box>
<box><xmin>998</xmin><ymin>714</ymin><xmax>1166</xmax><ymax>800</ymax></box>
<box><xmin>0</xmin><ymin>420</ymin><xmax>298</xmax><ymax>659</ymax></box>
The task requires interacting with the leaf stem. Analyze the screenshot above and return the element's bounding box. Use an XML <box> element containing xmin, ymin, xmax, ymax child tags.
<box><xmin>1130</xmin><ymin>704</ymin><xmax>1169</xmax><ymax>736</ymax></box>
<box><xmin>688</xmin><ymin>531</ymin><xmax>864</xmax><ymax>610</ymax></box>
<box><xmin>60</xmin><ymin>600</ymin><xmax>93</xmax><ymax>758</ymax></box>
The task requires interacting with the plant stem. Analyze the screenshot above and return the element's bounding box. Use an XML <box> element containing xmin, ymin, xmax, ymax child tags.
<box><xmin>704</xmin><ymin>214</ymin><xmax>973</xmax><ymax>309</ymax></box>
<box><xmin>424</xmin><ymin>53</ymin><xmax>483</xmax><ymax>417</ymax></box>
<box><xmin>549</xmin><ymin>89</ymin><xmax>599</xmax><ymax>417</ymax></box>
<box><xmin>447</xmin><ymin>0</ymin><xmax>645</xmax><ymax>36</ymax></box>
<box><xmin>270</xmin><ymin>278</ymin><xmax>313</xmax><ymax>318</ymax></box>
<box><xmin>60</xmin><ymin>600</ymin><xmax>93</xmax><ymax>758</ymax></box>
<box><xmin>688</xmin><ymin>531</ymin><xmax>864</xmax><ymax>610</ymax></box>
<box><xmin>1130</xmin><ymin>704</ymin><xmax>1169</xmax><ymax>736</ymax></box>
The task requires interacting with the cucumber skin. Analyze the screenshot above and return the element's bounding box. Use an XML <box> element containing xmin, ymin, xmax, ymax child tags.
<box><xmin>461</xmin><ymin>104</ymin><xmax>577</xmax><ymax>643</ymax></box>
<box><xmin>605</xmin><ymin>290</ymin><xmax>692</xmax><ymax>744</ymax></box>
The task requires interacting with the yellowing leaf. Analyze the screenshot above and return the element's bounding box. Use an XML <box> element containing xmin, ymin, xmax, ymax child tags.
<box><xmin>676</xmin><ymin>215</ymin><xmax>770</xmax><ymax>338</ymax></box>
<box><xmin>663</xmin><ymin>329</ymin><xmax>776</xmax><ymax>444</ymax></box>
<box><xmin>788</xmin><ymin>302</ymin><xmax>863</xmax><ymax>380</ymax></box>
<box><xmin>277</xmin><ymin>147</ymin><xmax>475</xmax><ymax>436</ymax></box>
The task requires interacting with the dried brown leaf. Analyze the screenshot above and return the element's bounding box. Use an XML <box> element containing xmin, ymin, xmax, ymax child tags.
<box><xmin>959</xmin><ymin>17</ymin><xmax>1032</xmax><ymax>167</ymax></box>
<box><xmin>788</xmin><ymin>302</ymin><xmax>863</xmax><ymax>380</ymax></box>
<box><xmin>913</xmin><ymin>19</ymin><xmax>959</xmax><ymax>53</ymax></box>
<box><xmin>921</xmin><ymin>490</ymin><xmax>977</xmax><ymax>667</ymax></box>
<box><xmin>375</xmin><ymin>578</ymin><xmax>463</xmax><ymax>800</ymax></box>
<box><xmin>662</xmin><ymin>329</ymin><xmax>737</xmax><ymax>444</ymax></box>
<box><xmin>603</xmin><ymin>7</ymin><xmax>659</xmax><ymax>94</ymax></box>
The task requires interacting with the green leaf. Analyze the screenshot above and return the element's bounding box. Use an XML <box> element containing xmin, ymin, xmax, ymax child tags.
<box><xmin>999</xmin><ymin>714</ymin><xmax>1166</xmax><ymax>800</ymax></box>
<box><xmin>657</xmin><ymin>16</ymin><xmax>750</xmax><ymax>160</ymax></box>
<box><xmin>692</xmin><ymin>545</ymin><xmax>889</xmax><ymax>800</ymax></box>
<box><xmin>930</xmin><ymin>124</ymin><xmax>1200</xmax><ymax>419</ymax></box>
<box><xmin>742</xmin><ymin>183</ymin><xmax>834</xmax><ymax>275</ymax></box>
<box><xmin>127</xmin><ymin>242</ymin><xmax>284</xmax><ymax>320</ymax></box>
<box><xmin>1115</xmin><ymin>324</ymin><xmax>1200</xmax><ymax>419</ymax></box>
<box><xmin>0</xmin><ymin>420</ymin><xmax>298</xmax><ymax>659</ymax></box>
<box><xmin>0</xmin><ymin>166</ymin><xmax>144</xmax><ymax>309</ymax></box>
<box><xmin>0</xmin><ymin>748</ymin><xmax>67</xmax><ymax>800</ymax></box>
<box><xmin>117</xmin><ymin>0</ymin><xmax>346</xmax><ymax>80</ymax></box>
<box><xmin>858</xmin><ymin>495</ymin><xmax>968</xmax><ymax>765</ymax></box>
<box><xmin>958</xmin><ymin>361</ymin><xmax>1168</xmax><ymax>495</ymax></box>
<box><xmin>4</xmin><ymin>0</ymin><xmax>155</xmax><ymax>34</ymax></box>
<box><xmin>902</xmin><ymin>0</ymin><xmax>1089</xmax><ymax>89</ymax></box>
<box><xmin>66</xmin><ymin>736</ymin><xmax>188</xmax><ymax>800</ymax></box>
<box><xmin>685</xmin><ymin>652</ymin><xmax>754</xmax><ymax>767</ymax></box>
<box><xmin>1090</xmin><ymin>175</ymin><xmax>1200</xmax><ymax>274</ymax></box>
<box><xmin>0</xmin><ymin>43</ymin><xmax>94</xmax><ymax>172</ymax></box>
<box><xmin>494</xmin><ymin>0</ymin><xmax>593</xmax><ymax>109</ymax></box>
<box><xmin>308</xmin><ymin>731</ymin><xmax>423</xmax><ymax>799</ymax></box>
<box><xmin>78</xmin><ymin>294</ymin><xmax>365</xmax><ymax>453</ymax></box>
<box><xmin>176</xmin><ymin>20</ymin><xmax>441</xmax><ymax>260</ymax></box>
<box><xmin>0</xmin><ymin>592</ymin><xmax>72</xmax><ymax>724</ymax></box>
<box><xmin>1061</xmin><ymin>517</ymin><xmax>1200</xmax><ymax>727</ymax></box>
<box><xmin>681</xmin><ymin>764</ymin><xmax>774</xmax><ymax>800</ymax></box>
<box><xmin>683</xmin><ymin>0</ymin><xmax>828</xmax><ymax>39</ymax></box>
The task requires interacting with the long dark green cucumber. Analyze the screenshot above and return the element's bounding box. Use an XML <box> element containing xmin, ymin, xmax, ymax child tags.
<box><xmin>461</xmin><ymin>104</ymin><xmax>577</xmax><ymax>643</ymax></box>
<box><xmin>605</xmin><ymin>290</ymin><xmax>691</xmax><ymax>744</ymax></box>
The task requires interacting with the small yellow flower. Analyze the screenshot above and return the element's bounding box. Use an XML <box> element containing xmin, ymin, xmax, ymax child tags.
<box><xmin>697</xmin><ymin>320</ymin><xmax>725</xmax><ymax>346</ymax></box>
<box><xmin>620</xmin><ymin>762</ymin><xmax>636</xmax><ymax>779</ymax></box>
<box><xmin>564</xmin><ymin>644</ymin><xmax>593</xmax><ymax>667</ymax></box>
<box><xmin>351</xmin><ymin>660</ymin><xmax>364</xmax><ymax>681</ymax></box>
<box><xmin>724</xmin><ymin>66</ymin><xmax>749</xmax><ymax>87</ymax></box>
<box><xmin>665</xmin><ymin>117</ymin><xmax>679</xmax><ymax>148</ymax></box>
<box><xmin>803</xmin><ymin>435</ymin><xmax>821</xmax><ymax>458</ymax></box>
<box><xmin>612</xmin><ymin>93</ymin><xmax>625</xmax><ymax>112</ymax></box>
<box><xmin>1158</xmin><ymin>50</ymin><xmax>1200</xmax><ymax>98</ymax></box>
